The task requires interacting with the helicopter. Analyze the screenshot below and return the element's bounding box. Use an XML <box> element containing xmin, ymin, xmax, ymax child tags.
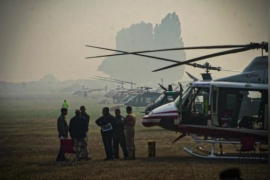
<box><xmin>92</xmin><ymin>75</ymin><xmax>162</xmax><ymax>106</ymax></box>
<box><xmin>141</xmin><ymin>42</ymin><xmax>268</xmax><ymax>159</ymax></box>
<box><xmin>144</xmin><ymin>84</ymin><xmax>180</xmax><ymax>114</ymax></box>
<box><xmin>144</xmin><ymin>72</ymin><xmax>207</xmax><ymax>115</ymax></box>
<box><xmin>123</xmin><ymin>87</ymin><xmax>160</xmax><ymax>108</ymax></box>
<box><xmin>72</xmin><ymin>85</ymin><xmax>107</xmax><ymax>98</ymax></box>
<box><xmin>86</xmin><ymin>42</ymin><xmax>268</xmax><ymax>159</ymax></box>
<box><xmin>91</xmin><ymin>76</ymin><xmax>136</xmax><ymax>103</ymax></box>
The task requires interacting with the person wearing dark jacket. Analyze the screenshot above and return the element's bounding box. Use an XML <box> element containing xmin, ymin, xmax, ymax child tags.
<box><xmin>80</xmin><ymin>105</ymin><xmax>91</xmax><ymax>159</ymax></box>
<box><xmin>113</xmin><ymin>109</ymin><xmax>128</xmax><ymax>159</ymax></box>
<box><xmin>95</xmin><ymin>107</ymin><xmax>115</xmax><ymax>160</ymax></box>
<box><xmin>56</xmin><ymin>108</ymin><xmax>68</xmax><ymax>162</ymax></box>
<box><xmin>80</xmin><ymin>105</ymin><xmax>90</xmax><ymax>140</ymax></box>
<box><xmin>69</xmin><ymin>109</ymin><xmax>90</xmax><ymax>161</ymax></box>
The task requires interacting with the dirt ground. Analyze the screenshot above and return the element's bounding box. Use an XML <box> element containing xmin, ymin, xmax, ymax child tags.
<box><xmin>0</xmin><ymin>94</ymin><xmax>268</xmax><ymax>179</ymax></box>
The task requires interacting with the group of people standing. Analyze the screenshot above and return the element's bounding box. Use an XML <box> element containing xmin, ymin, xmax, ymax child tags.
<box><xmin>56</xmin><ymin>99</ymin><xmax>136</xmax><ymax>162</ymax></box>
<box><xmin>56</xmin><ymin>105</ymin><xmax>91</xmax><ymax>162</ymax></box>
<box><xmin>96</xmin><ymin>106</ymin><xmax>136</xmax><ymax>160</ymax></box>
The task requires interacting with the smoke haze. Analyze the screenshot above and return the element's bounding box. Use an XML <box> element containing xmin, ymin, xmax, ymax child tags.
<box><xmin>0</xmin><ymin>0</ymin><xmax>268</xmax><ymax>83</ymax></box>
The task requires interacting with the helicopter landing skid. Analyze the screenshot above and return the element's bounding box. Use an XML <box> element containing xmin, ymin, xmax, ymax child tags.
<box><xmin>183</xmin><ymin>147</ymin><xmax>240</xmax><ymax>159</ymax></box>
<box><xmin>183</xmin><ymin>139</ymin><xmax>264</xmax><ymax>160</ymax></box>
<box><xmin>183</xmin><ymin>146</ymin><xmax>265</xmax><ymax>160</ymax></box>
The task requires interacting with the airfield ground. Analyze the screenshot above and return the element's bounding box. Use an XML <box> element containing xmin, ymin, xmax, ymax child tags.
<box><xmin>0</xmin><ymin>93</ymin><xmax>268</xmax><ymax>179</ymax></box>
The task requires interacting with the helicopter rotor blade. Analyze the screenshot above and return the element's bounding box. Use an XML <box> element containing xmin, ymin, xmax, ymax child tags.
<box><xmin>85</xmin><ymin>45</ymin><xmax>180</xmax><ymax>63</ymax></box>
<box><xmin>95</xmin><ymin>76</ymin><xmax>136</xmax><ymax>85</ymax></box>
<box><xmin>85</xmin><ymin>44</ymin><xmax>249</xmax><ymax>59</ymax></box>
<box><xmin>86</xmin><ymin>42</ymin><xmax>267</xmax><ymax>72</ymax></box>
<box><xmin>185</xmin><ymin>71</ymin><xmax>198</xmax><ymax>81</ymax></box>
<box><xmin>152</xmin><ymin>46</ymin><xmax>252</xmax><ymax>72</ymax></box>
<box><xmin>86</xmin><ymin>45</ymin><xmax>227</xmax><ymax>71</ymax></box>
<box><xmin>158</xmin><ymin>83</ymin><xmax>167</xmax><ymax>91</ymax></box>
<box><xmin>219</xmin><ymin>68</ymin><xmax>241</xmax><ymax>72</ymax></box>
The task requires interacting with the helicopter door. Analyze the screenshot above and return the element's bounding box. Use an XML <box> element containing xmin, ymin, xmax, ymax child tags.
<box><xmin>211</xmin><ymin>86</ymin><xmax>219</xmax><ymax>126</ymax></box>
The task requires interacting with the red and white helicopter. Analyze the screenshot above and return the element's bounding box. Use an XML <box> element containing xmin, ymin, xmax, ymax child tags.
<box><xmin>143</xmin><ymin>42</ymin><xmax>268</xmax><ymax>159</ymax></box>
<box><xmin>87</xmin><ymin>42</ymin><xmax>268</xmax><ymax>159</ymax></box>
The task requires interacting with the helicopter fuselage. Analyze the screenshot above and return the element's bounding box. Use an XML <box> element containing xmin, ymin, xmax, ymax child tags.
<box><xmin>142</xmin><ymin>81</ymin><xmax>268</xmax><ymax>140</ymax></box>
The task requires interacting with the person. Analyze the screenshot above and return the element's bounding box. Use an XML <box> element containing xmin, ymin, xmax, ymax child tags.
<box><xmin>113</xmin><ymin>109</ymin><xmax>128</xmax><ymax>159</ymax></box>
<box><xmin>56</xmin><ymin>108</ymin><xmax>69</xmax><ymax>162</ymax></box>
<box><xmin>62</xmin><ymin>100</ymin><xmax>69</xmax><ymax>109</ymax></box>
<box><xmin>80</xmin><ymin>106</ymin><xmax>90</xmax><ymax>141</ymax></box>
<box><xmin>69</xmin><ymin>109</ymin><xmax>90</xmax><ymax>161</ymax></box>
<box><xmin>80</xmin><ymin>105</ymin><xmax>91</xmax><ymax>159</ymax></box>
<box><xmin>95</xmin><ymin>107</ymin><xmax>115</xmax><ymax>160</ymax></box>
<box><xmin>123</xmin><ymin>106</ymin><xmax>136</xmax><ymax>160</ymax></box>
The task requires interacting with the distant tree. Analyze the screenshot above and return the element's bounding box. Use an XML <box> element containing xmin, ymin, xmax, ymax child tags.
<box><xmin>116</xmin><ymin>22</ymin><xmax>154</xmax><ymax>51</ymax></box>
<box><xmin>154</xmin><ymin>12</ymin><xmax>184</xmax><ymax>48</ymax></box>
<box><xmin>98</xmin><ymin>12</ymin><xmax>185</xmax><ymax>85</ymax></box>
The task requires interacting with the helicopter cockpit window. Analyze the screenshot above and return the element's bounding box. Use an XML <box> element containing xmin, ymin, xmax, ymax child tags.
<box><xmin>167</xmin><ymin>95</ymin><xmax>174</xmax><ymax>102</ymax></box>
<box><xmin>180</xmin><ymin>87</ymin><xmax>209</xmax><ymax>125</ymax></box>
<box><xmin>174</xmin><ymin>85</ymin><xmax>191</xmax><ymax>107</ymax></box>
<box><xmin>154</xmin><ymin>93</ymin><xmax>165</xmax><ymax>103</ymax></box>
<box><xmin>145</xmin><ymin>97</ymin><xmax>152</xmax><ymax>104</ymax></box>
<box><xmin>188</xmin><ymin>88</ymin><xmax>209</xmax><ymax>114</ymax></box>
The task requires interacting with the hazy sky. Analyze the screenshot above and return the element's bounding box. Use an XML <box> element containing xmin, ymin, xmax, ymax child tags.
<box><xmin>0</xmin><ymin>0</ymin><xmax>268</xmax><ymax>83</ymax></box>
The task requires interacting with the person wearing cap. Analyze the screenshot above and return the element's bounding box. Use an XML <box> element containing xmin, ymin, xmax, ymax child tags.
<box><xmin>69</xmin><ymin>109</ymin><xmax>90</xmax><ymax>161</ymax></box>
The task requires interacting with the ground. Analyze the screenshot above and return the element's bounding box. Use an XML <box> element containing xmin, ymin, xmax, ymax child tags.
<box><xmin>0</xmin><ymin>93</ymin><xmax>268</xmax><ymax>179</ymax></box>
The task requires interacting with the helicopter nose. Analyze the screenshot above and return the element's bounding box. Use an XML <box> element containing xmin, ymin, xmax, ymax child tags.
<box><xmin>141</xmin><ymin>115</ymin><xmax>160</xmax><ymax>127</ymax></box>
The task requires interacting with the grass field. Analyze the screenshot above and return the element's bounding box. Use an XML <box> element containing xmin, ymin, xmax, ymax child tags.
<box><xmin>0</xmin><ymin>93</ymin><xmax>268</xmax><ymax>179</ymax></box>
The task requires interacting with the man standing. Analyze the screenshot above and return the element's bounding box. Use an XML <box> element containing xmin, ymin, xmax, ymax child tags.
<box><xmin>80</xmin><ymin>106</ymin><xmax>90</xmax><ymax>141</ymax></box>
<box><xmin>113</xmin><ymin>109</ymin><xmax>128</xmax><ymax>159</ymax></box>
<box><xmin>95</xmin><ymin>107</ymin><xmax>115</xmax><ymax>160</ymax></box>
<box><xmin>123</xmin><ymin>106</ymin><xmax>136</xmax><ymax>160</ymax></box>
<box><xmin>56</xmin><ymin>108</ymin><xmax>69</xmax><ymax>162</ymax></box>
<box><xmin>62</xmin><ymin>100</ymin><xmax>69</xmax><ymax>109</ymax></box>
<box><xmin>69</xmin><ymin>109</ymin><xmax>90</xmax><ymax>161</ymax></box>
<box><xmin>80</xmin><ymin>105</ymin><xmax>90</xmax><ymax>159</ymax></box>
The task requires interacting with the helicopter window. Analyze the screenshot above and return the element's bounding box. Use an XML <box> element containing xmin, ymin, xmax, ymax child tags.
<box><xmin>186</xmin><ymin>87</ymin><xmax>209</xmax><ymax>114</ymax></box>
<box><xmin>238</xmin><ymin>90</ymin><xmax>262</xmax><ymax>122</ymax></box>
<box><xmin>154</xmin><ymin>93</ymin><xmax>165</xmax><ymax>103</ymax></box>
<box><xmin>245</xmin><ymin>91</ymin><xmax>261</xmax><ymax>98</ymax></box>
<box><xmin>134</xmin><ymin>97</ymin><xmax>139</xmax><ymax>104</ymax></box>
<box><xmin>145</xmin><ymin>97</ymin><xmax>152</xmax><ymax>104</ymax></box>
<box><xmin>167</xmin><ymin>95</ymin><xmax>174</xmax><ymax>102</ymax></box>
<box><xmin>213</xmin><ymin>90</ymin><xmax>217</xmax><ymax>113</ymax></box>
<box><xmin>174</xmin><ymin>85</ymin><xmax>191</xmax><ymax>107</ymax></box>
<box><xmin>216</xmin><ymin>88</ymin><xmax>267</xmax><ymax>129</ymax></box>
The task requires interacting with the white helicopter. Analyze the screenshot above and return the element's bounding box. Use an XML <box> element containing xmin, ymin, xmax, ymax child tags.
<box><xmin>86</xmin><ymin>42</ymin><xmax>268</xmax><ymax>159</ymax></box>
